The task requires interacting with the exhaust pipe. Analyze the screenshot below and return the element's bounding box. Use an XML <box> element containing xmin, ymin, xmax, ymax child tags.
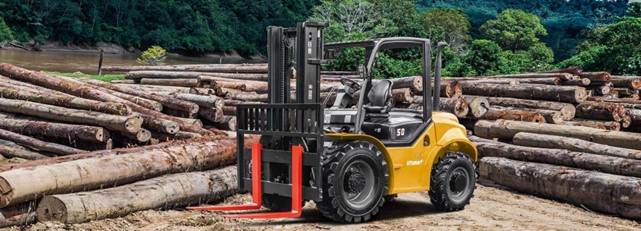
<box><xmin>432</xmin><ymin>42</ymin><xmax>447</xmax><ymax>111</ymax></box>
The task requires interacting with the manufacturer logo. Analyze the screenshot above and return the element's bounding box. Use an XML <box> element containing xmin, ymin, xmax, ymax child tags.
<box><xmin>406</xmin><ymin>160</ymin><xmax>423</xmax><ymax>166</ymax></box>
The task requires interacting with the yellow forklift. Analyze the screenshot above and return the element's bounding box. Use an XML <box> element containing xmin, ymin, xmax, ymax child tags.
<box><xmin>188</xmin><ymin>22</ymin><xmax>478</xmax><ymax>223</ymax></box>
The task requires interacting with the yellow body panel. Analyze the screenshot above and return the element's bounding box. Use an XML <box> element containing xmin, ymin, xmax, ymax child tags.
<box><xmin>326</xmin><ymin>112</ymin><xmax>477</xmax><ymax>194</ymax></box>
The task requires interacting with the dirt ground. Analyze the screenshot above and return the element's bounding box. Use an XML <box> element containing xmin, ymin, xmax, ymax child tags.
<box><xmin>8</xmin><ymin>184</ymin><xmax>640</xmax><ymax>231</ymax></box>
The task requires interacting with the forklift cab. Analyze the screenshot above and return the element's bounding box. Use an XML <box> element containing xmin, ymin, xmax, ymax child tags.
<box><xmin>324</xmin><ymin>38</ymin><xmax>447</xmax><ymax>146</ymax></box>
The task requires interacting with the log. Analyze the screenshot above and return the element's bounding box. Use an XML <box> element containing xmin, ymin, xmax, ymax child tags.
<box><xmin>455</xmin><ymin>79</ymin><xmax>519</xmax><ymax>85</ymax></box>
<box><xmin>0</xmin><ymin>139</ymin><xmax>239</xmax><ymax>207</ymax></box>
<box><xmin>511</xmin><ymin>132</ymin><xmax>641</xmax><ymax>160</ymax></box>
<box><xmin>474</xmin><ymin>120</ymin><xmax>641</xmax><ymax>150</ymax></box>
<box><xmin>575</xmin><ymin>101</ymin><xmax>625</xmax><ymax>122</ymax></box>
<box><xmin>224</xmin><ymin>100</ymin><xmax>260</xmax><ymax>106</ymax></box>
<box><xmin>223</xmin><ymin>106</ymin><xmax>236</xmax><ymax>116</ymax></box>
<box><xmin>36</xmin><ymin>166</ymin><xmax>238</xmax><ymax>224</ymax></box>
<box><xmin>199</xmin><ymin>108</ymin><xmax>225</xmax><ymax>123</ymax></box>
<box><xmin>151</xmin><ymin>131</ymin><xmax>203</xmax><ymax>142</ymax></box>
<box><xmin>561</xmin><ymin>119</ymin><xmax>621</xmax><ymax>131</ymax></box>
<box><xmin>0</xmin><ymin>98</ymin><xmax>142</xmax><ymax>135</ymax></box>
<box><xmin>612</xmin><ymin>88</ymin><xmax>639</xmax><ymax>97</ymax></box>
<box><xmin>478</xmin><ymin>108</ymin><xmax>546</xmax><ymax>123</ymax></box>
<box><xmin>114</xmin><ymin>84</ymin><xmax>195</xmax><ymax>94</ymax></box>
<box><xmin>538</xmin><ymin>67</ymin><xmax>583</xmax><ymax>75</ymax></box>
<box><xmin>463</xmin><ymin>73</ymin><xmax>574</xmax><ymax>80</ymax></box>
<box><xmin>0</xmin><ymin>64</ymin><xmax>181</xmax><ymax>134</ymax></box>
<box><xmin>0</xmin><ymin>128</ymin><xmax>84</xmax><ymax>155</ymax></box>
<box><xmin>83</xmin><ymin>79</ymin><xmax>199</xmax><ymax>115</ymax></box>
<box><xmin>209</xmin><ymin>80</ymin><xmax>247</xmax><ymax>91</ymax></box>
<box><xmin>201</xmin><ymin>73</ymin><xmax>268</xmax><ymax>81</ymax></box>
<box><xmin>437</xmin><ymin>81</ymin><xmax>462</xmax><ymax>98</ymax></box>
<box><xmin>521</xmin><ymin>109</ymin><xmax>563</xmax><ymax>124</ymax></box>
<box><xmin>162</xmin><ymin>107</ymin><xmax>198</xmax><ymax>119</ymax></box>
<box><xmin>610</xmin><ymin>76</ymin><xmax>641</xmax><ymax>89</ymax></box>
<box><xmin>480</xmin><ymin>157</ymin><xmax>641</xmax><ymax>220</ymax></box>
<box><xmin>0</xmin><ymin>202</ymin><xmax>37</xmax><ymax>228</ymax></box>
<box><xmin>458</xmin><ymin>83</ymin><xmax>587</xmax><ymax>103</ymax></box>
<box><xmin>485</xmin><ymin>97</ymin><xmax>575</xmax><ymax>121</ymax></box>
<box><xmin>438</xmin><ymin>97</ymin><xmax>469</xmax><ymax>118</ymax></box>
<box><xmin>171</xmin><ymin>93</ymin><xmax>224</xmax><ymax>108</ymax></box>
<box><xmin>0</xmin><ymin>84</ymin><xmax>130</xmax><ymax>115</ymax></box>
<box><xmin>140</xmin><ymin>78</ymin><xmax>201</xmax><ymax>87</ymax></box>
<box><xmin>461</xmin><ymin>96</ymin><xmax>490</xmax><ymax>118</ymax></box>
<box><xmin>377</xmin><ymin>76</ymin><xmax>422</xmax><ymax>93</ymax></box>
<box><xmin>125</xmin><ymin>71</ymin><xmax>202</xmax><ymax>79</ymax></box>
<box><xmin>0</xmin><ymin>118</ymin><xmax>109</xmax><ymax>142</ymax></box>
<box><xmin>121</xmin><ymin>128</ymin><xmax>152</xmax><ymax>143</ymax></box>
<box><xmin>473</xmin><ymin>136</ymin><xmax>641</xmax><ymax>178</ymax></box>
<box><xmin>229</xmin><ymin>93</ymin><xmax>268</xmax><ymax>103</ymax></box>
<box><xmin>392</xmin><ymin>88</ymin><xmax>414</xmax><ymax>104</ymax></box>
<box><xmin>81</xmin><ymin>84</ymin><xmax>163</xmax><ymax>111</ymax></box>
<box><xmin>111</xmin><ymin>64</ymin><xmax>268</xmax><ymax>73</ymax></box>
<box><xmin>509</xmin><ymin>77</ymin><xmax>561</xmax><ymax>85</ymax></box>
<box><xmin>559</xmin><ymin>78</ymin><xmax>591</xmax><ymax>86</ymax></box>
<box><xmin>0</xmin><ymin>144</ymin><xmax>48</xmax><ymax>160</ymax></box>
<box><xmin>580</xmin><ymin>72</ymin><xmax>611</xmax><ymax>82</ymax></box>
<box><xmin>213</xmin><ymin>116</ymin><xmax>237</xmax><ymax>131</ymax></box>
<box><xmin>60</xmin><ymin>138</ymin><xmax>113</xmax><ymax>151</ymax></box>
<box><xmin>587</xmin><ymin>85</ymin><xmax>611</xmax><ymax>95</ymax></box>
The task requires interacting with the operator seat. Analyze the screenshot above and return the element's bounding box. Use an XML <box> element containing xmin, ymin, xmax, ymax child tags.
<box><xmin>363</xmin><ymin>80</ymin><xmax>393</xmax><ymax>119</ymax></box>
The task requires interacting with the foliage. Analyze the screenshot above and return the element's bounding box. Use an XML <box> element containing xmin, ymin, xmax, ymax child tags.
<box><xmin>458</xmin><ymin>39</ymin><xmax>502</xmax><ymax>76</ymax></box>
<box><xmin>480</xmin><ymin>9</ymin><xmax>547</xmax><ymax>51</ymax></box>
<box><xmin>628</xmin><ymin>2</ymin><xmax>641</xmax><ymax>18</ymax></box>
<box><xmin>137</xmin><ymin>46</ymin><xmax>167</xmax><ymax>66</ymax></box>
<box><xmin>45</xmin><ymin>71</ymin><xmax>125</xmax><ymax>82</ymax></box>
<box><xmin>559</xmin><ymin>17</ymin><xmax>641</xmax><ymax>75</ymax></box>
<box><xmin>0</xmin><ymin>17</ymin><xmax>12</xmax><ymax>41</ymax></box>
<box><xmin>422</xmin><ymin>8</ymin><xmax>471</xmax><ymax>54</ymax></box>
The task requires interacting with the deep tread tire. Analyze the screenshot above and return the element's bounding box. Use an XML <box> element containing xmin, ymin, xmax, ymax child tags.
<box><xmin>428</xmin><ymin>152</ymin><xmax>476</xmax><ymax>212</ymax></box>
<box><xmin>316</xmin><ymin>141</ymin><xmax>389</xmax><ymax>223</ymax></box>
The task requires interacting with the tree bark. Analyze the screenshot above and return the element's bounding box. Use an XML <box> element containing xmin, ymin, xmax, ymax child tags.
<box><xmin>458</xmin><ymin>83</ymin><xmax>587</xmax><ymax>103</ymax></box>
<box><xmin>36</xmin><ymin>166</ymin><xmax>237</xmax><ymax>224</ymax></box>
<box><xmin>223</xmin><ymin>106</ymin><xmax>236</xmax><ymax>116</ymax></box>
<box><xmin>587</xmin><ymin>85</ymin><xmax>611</xmax><ymax>95</ymax></box>
<box><xmin>0</xmin><ymin>202</ymin><xmax>37</xmax><ymax>228</ymax></box>
<box><xmin>612</xmin><ymin>88</ymin><xmax>639</xmax><ymax>97</ymax></box>
<box><xmin>474</xmin><ymin>119</ymin><xmax>641</xmax><ymax>150</ymax></box>
<box><xmin>0</xmin><ymin>128</ymin><xmax>84</xmax><ymax>155</ymax></box>
<box><xmin>473</xmin><ymin>136</ymin><xmax>641</xmax><ymax>178</ymax></box>
<box><xmin>83</xmin><ymin>79</ymin><xmax>199</xmax><ymax>115</ymax></box>
<box><xmin>610</xmin><ymin>76</ymin><xmax>641</xmax><ymax>89</ymax></box>
<box><xmin>509</xmin><ymin>77</ymin><xmax>561</xmax><ymax>85</ymax></box>
<box><xmin>392</xmin><ymin>88</ymin><xmax>414</xmax><ymax>104</ymax></box>
<box><xmin>0</xmin><ymin>139</ymin><xmax>239</xmax><ymax>208</ymax></box>
<box><xmin>79</xmin><ymin>83</ymin><xmax>164</xmax><ymax>111</ymax></box>
<box><xmin>463</xmin><ymin>72</ymin><xmax>574</xmax><ymax>80</ymax></box>
<box><xmin>559</xmin><ymin>78</ymin><xmax>590</xmax><ymax>86</ymax></box>
<box><xmin>537</xmin><ymin>67</ymin><xmax>583</xmax><ymax>75</ymax></box>
<box><xmin>438</xmin><ymin>97</ymin><xmax>469</xmax><ymax>118</ymax></box>
<box><xmin>455</xmin><ymin>79</ymin><xmax>519</xmax><ymax>85</ymax></box>
<box><xmin>460</xmin><ymin>96</ymin><xmax>490</xmax><ymax>118</ymax></box>
<box><xmin>575</xmin><ymin>101</ymin><xmax>625</xmax><ymax>122</ymax></box>
<box><xmin>561</xmin><ymin>119</ymin><xmax>621</xmax><ymax>131</ymax></box>
<box><xmin>0</xmin><ymin>84</ymin><xmax>130</xmax><ymax>115</ymax></box>
<box><xmin>125</xmin><ymin>71</ymin><xmax>202</xmax><ymax>79</ymax></box>
<box><xmin>580</xmin><ymin>72</ymin><xmax>611</xmax><ymax>82</ymax></box>
<box><xmin>479</xmin><ymin>108</ymin><xmax>546</xmax><ymax>123</ymax></box>
<box><xmin>0</xmin><ymin>64</ymin><xmax>184</xmax><ymax>134</ymax></box>
<box><xmin>199</xmin><ymin>108</ymin><xmax>225</xmax><ymax>123</ymax></box>
<box><xmin>485</xmin><ymin>97</ymin><xmax>575</xmax><ymax>121</ymax></box>
<box><xmin>479</xmin><ymin>157</ymin><xmax>641</xmax><ymax>220</ymax></box>
<box><xmin>172</xmin><ymin>93</ymin><xmax>224</xmax><ymax>108</ymax></box>
<box><xmin>108</xmin><ymin>64</ymin><xmax>268</xmax><ymax>73</ymax></box>
<box><xmin>0</xmin><ymin>98</ymin><xmax>142</xmax><ymax>135</ymax></box>
<box><xmin>140</xmin><ymin>78</ymin><xmax>201</xmax><ymax>87</ymax></box>
<box><xmin>201</xmin><ymin>73</ymin><xmax>268</xmax><ymax>81</ymax></box>
<box><xmin>510</xmin><ymin>132</ymin><xmax>641</xmax><ymax>160</ymax></box>
<box><xmin>0</xmin><ymin>118</ymin><xmax>109</xmax><ymax>142</ymax></box>
<box><xmin>120</xmin><ymin>129</ymin><xmax>152</xmax><ymax>143</ymax></box>
<box><xmin>0</xmin><ymin>144</ymin><xmax>48</xmax><ymax>160</ymax></box>
<box><xmin>213</xmin><ymin>116</ymin><xmax>237</xmax><ymax>131</ymax></box>
<box><xmin>151</xmin><ymin>131</ymin><xmax>203</xmax><ymax>142</ymax></box>
<box><xmin>228</xmin><ymin>93</ymin><xmax>268</xmax><ymax>102</ymax></box>
<box><xmin>114</xmin><ymin>84</ymin><xmax>196</xmax><ymax>94</ymax></box>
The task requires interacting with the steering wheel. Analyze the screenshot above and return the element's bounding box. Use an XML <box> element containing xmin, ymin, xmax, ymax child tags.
<box><xmin>341</xmin><ymin>78</ymin><xmax>361</xmax><ymax>91</ymax></box>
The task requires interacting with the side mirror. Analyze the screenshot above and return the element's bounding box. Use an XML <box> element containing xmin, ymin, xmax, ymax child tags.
<box><xmin>358</xmin><ymin>64</ymin><xmax>367</xmax><ymax>79</ymax></box>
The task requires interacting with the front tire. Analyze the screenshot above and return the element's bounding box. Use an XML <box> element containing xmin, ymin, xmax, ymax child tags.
<box><xmin>428</xmin><ymin>152</ymin><xmax>476</xmax><ymax>211</ymax></box>
<box><xmin>316</xmin><ymin>141</ymin><xmax>389</xmax><ymax>223</ymax></box>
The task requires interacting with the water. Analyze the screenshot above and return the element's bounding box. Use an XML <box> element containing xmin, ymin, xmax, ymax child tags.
<box><xmin>0</xmin><ymin>49</ymin><xmax>262</xmax><ymax>74</ymax></box>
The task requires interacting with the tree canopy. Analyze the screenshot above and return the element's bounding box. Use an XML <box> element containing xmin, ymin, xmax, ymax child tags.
<box><xmin>480</xmin><ymin>9</ymin><xmax>547</xmax><ymax>51</ymax></box>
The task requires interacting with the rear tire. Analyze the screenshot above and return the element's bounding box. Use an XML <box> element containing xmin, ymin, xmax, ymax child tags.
<box><xmin>316</xmin><ymin>141</ymin><xmax>389</xmax><ymax>223</ymax></box>
<box><xmin>428</xmin><ymin>152</ymin><xmax>476</xmax><ymax>211</ymax></box>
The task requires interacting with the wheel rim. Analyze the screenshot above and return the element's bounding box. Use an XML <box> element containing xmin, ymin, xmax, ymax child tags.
<box><xmin>341</xmin><ymin>160</ymin><xmax>377</xmax><ymax>210</ymax></box>
<box><xmin>447</xmin><ymin>166</ymin><xmax>471</xmax><ymax>203</ymax></box>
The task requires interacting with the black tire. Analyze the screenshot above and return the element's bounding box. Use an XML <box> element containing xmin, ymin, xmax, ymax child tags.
<box><xmin>316</xmin><ymin>141</ymin><xmax>389</xmax><ymax>223</ymax></box>
<box><xmin>428</xmin><ymin>152</ymin><xmax>476</xmax><ymax>212</ymax></box>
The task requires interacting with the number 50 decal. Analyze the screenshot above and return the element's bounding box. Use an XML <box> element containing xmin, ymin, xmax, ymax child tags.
<box><xmin>396</xmin><ymin>128</ymin><xmax>405</xmax><ymax>137</ymax></box>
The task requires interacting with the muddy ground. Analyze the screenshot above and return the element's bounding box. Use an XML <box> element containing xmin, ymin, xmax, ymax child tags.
<box><xmin>7</xmin><ymin>184</ymin><xmax>640</xmax><ymax>231</ymax></box>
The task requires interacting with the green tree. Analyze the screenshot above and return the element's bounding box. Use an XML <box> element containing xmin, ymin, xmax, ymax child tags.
<box><xmin>480</xmin><ymin>9</ymin><xmax>547</xmax><ymax>51</ymax></box>
<box><xmin>0</xmin><ymin>17</ymin><xmax>13</xmax><ymax>42</ymax></box>
<box><xmin>137</xmin><ymin>46</ymin><xmax>167</xmax><ymax>66</ymax></box>
<box><xmin>460</xmin><ymin>39</ymin><xmax>502</xmax><ymax>76</ymax></box>
<box><xmin>628</xmin><ymin>2</ymin><xmax>641</xmax><ymax>18</ymax></box>
<box><xmin>526</xmin><ymin>42</ymin><xmax>554</xmax><ymax>71</ymax></box>
<box><xmin>422</xmin><ymin>8</ymin><xmax>471</xmax><ymax>54</ymax></box>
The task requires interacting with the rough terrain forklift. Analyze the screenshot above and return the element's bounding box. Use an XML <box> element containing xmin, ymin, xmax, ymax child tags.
<box><xmin>188</xmin><ymin>22</ymin><xmax>478</xmax><ymax>223</ymax></box>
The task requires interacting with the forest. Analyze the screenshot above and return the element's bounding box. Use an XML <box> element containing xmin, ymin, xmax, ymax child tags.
<box><xmin>0</xmin><ymin>0</ymin><xmax>639</xmax><ymax>75</ymax></box>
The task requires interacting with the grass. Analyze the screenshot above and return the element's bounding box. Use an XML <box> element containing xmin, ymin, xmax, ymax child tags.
<box><xmin>44</xmin><ymin>71</ymin><xmax>125</xmax><ymax>82</ymax></box>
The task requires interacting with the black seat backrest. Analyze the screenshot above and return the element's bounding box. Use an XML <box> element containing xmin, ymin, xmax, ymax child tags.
<box><xmin>367</xmin><ymin>80</ymin><xmax>392</xmax><ymax>107</ymax></box>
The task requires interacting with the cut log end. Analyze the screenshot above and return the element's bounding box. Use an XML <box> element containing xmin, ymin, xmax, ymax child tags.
<box><xmin>36</xmin><ymin>196</ymin><xmax>67</xmax><ymax>223</ymax></box>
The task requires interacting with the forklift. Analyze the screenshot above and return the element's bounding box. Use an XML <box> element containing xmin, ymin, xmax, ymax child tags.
<box><xmin>188</xmin><ymin>22</ymin><xmax>478</xmax><ymax>223</ymax></box>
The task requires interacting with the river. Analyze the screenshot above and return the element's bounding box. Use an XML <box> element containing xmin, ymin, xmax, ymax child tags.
<box><xmin>0</xmin><ymin>49</ymin><xmax>262</xmax><ymax>74</ymax></box>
